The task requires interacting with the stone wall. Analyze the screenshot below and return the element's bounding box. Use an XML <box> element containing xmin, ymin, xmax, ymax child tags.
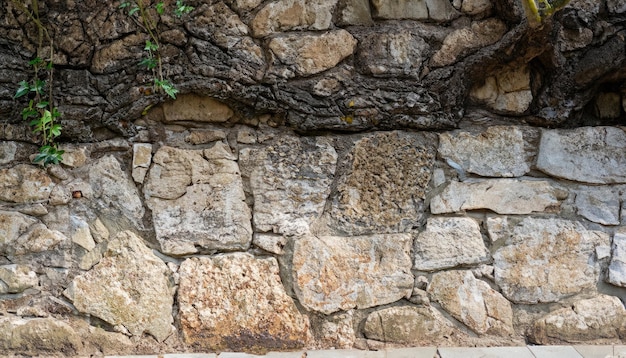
<box><xmin>1</xmin><ymin>116</ymin><xmax>626</xmax><ymax>355</ymax></box>
<box><xmin>1</xmin><ymin>0</ymin><xmax>626</xmax><ymax>356</ymax></box>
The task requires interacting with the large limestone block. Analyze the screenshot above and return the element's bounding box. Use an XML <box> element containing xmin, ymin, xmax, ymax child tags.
<box><xmin>575</xmin><ymin>186</ymin><xmax>621</xmax><ymax>225</ymax></box>
<box><xmin>0</xmin><ymin>164</ymin><xmax>54</xmax><ymax>203</ymax></box>
<box><xmin>529</xmin><ymin>295</ymin><xmax>626</xmax><ymax>344</ymax></box>
<box><xmin>0</xmin><ymin>264</ymin><xmax>38</xmax><ymax>294</ymax></box>
<box><xmin>438</xmin><ymin>126</ymin><xmax>535</xmax><ymax>177</ymax></box>
<box><xmin>430</xmin><ymin>179</ymin><xmax>564</xmax><ymax>214</ymax></box>
<box><xmin>414</xmin><ymin>217</ymin><xmax>490</xmax><ymax>271</ymax></box>
<box><xmin>356</xmin><ymin>31</ymin><xmax>429</xmax><ymax>78</ymax></box>
<box><xmin>0</xmin><ymin>317</ymin><xmax>83</xmax><ymax>355</ymax></box>
<box><xmin>329</xmin><ymin>131</ymin><xmax>436</xmax><ymax>235</ymax></box>
<box><xmin>162</xmin><ymin>93</ymin><xmax>234</xmax><ymax>123</ymax></box>
<box><xmin>372</xmin><ymin>0</ymin><xmax>459</xmax><ymax>21</ymax></box>
<box><xmin>428</xmin><ymin>270</ymin><xmax>513</xmax><ymax>335</ymax></box>
<box><xmin>536</xmin><ymin>127</ymin><xmax>626</xmax><ymax>184</ymax></box>
<box><xmin>178</xmin><ymin>254</ymin><xmax>310</xmax><ymax>351</ymax></box>
<box><xmin>269</xmin><ymin>30</ymin><xmax>357</xmax><ymax>77</ymax></box>
<box><xmin>251</xmin><ymin>0</ymin><xmax>337</xmax><ymax>37</ymax></box>
<box><xmin>144</xmin><ymin>144</ymin><xmax>252</xmax><ymax>255</ymax></box>
<box><xmin>293</xmin><ymin>234</ymin><xmax>413</xmax><ymax>314</ymax></box>
<box><xmin>363</xmin><ymin>306</ymin><xmax>454</xmax><ymax>344</ymax></box>
<box><xmin>493</xmin><ymin>217</ymin><xmax>608</xmax><ymax>303</ymax></box>
<box><xmin>241</xmin><ymin>136</ymin><xmax>336</xmax><ymax>236</ymax></box>
<box><xmin>608</xmin><ymin>228</ymin><xmax>626</xmax><ymax>286</ymax></box>
<box><xmin>0</xmin><ymin>211</ymin><xmax>37</xmax><ymax>254</ymax></box>
<box><xmin>432</xmin><ymin>18</ymin><xmax>507</xmax><ymax>67</ymax></box>
<box><xmin>64</xmin><ymin>231</ymin><xmax>175</xmax><ymax>342</ymax></box>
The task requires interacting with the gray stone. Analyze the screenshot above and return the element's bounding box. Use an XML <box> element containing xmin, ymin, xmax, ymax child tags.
<box><xmin>493</xmin><ymin>217</ymin><xmax>608</xmax><ymax>303</ymax></box>
<box><xmin>575</xmin><ymin>186</ymin><xmax>620</xmax><ymax>225</ymax></box>
<box><xmin>431</xmin><ymin>179</ymin><xmax>563</xmax><ymax>214</ymax></box>
<box><xmin>426</xmin><ymin>0</ymin><xmax>461</xmax><ymax>21</ymax></box>
<box><xmin>0</xmin><ymin>141</ymin><xmax>17</xmax><ymax>165</ymax></box>
<box><xmin>438</xmin><ymin>347</ymin><xmax>535</xmax><ymax>358</ymax></box>
<box><xmin>608</xmin><ymin>228</ymin><xmax>626</xmax><ymax>287</ymax></box>
<box><xmin>144</xmin><ymin>144</ymin><xmax>252</xmax><ymax>255</ymax></box>
<box><xmin>337</xmin><ymin>0</ymin><xmax>373</xmax><ymax>25</ymax></box>
<box><xmin>414</xmin><ymin>217</ymin><xmax>490</xmax><ymax>271</ymax></box>
<box><xmin>0</xmin><ymin>210</ymin><xmax>37</xmax><ymax>254</ymax></box>
<box><xmin>529</xmin><ymin>295</ymin><xmax>626</xmax><ymax>344</ymax></box>
<box><xmin>0</xmin><ymin>164</ymin><xmax>54</xmax><ymax>203</ymax></box>
<box><xmin>608</xmin><ymin>0</ymin><xmax>626</xmax><ymax>14</ymax></box>
<box><xmin>432</xmin><ymin>18</ymin><xmax>507</xmax><ymax>66</ymax></box>
<box><xmin>64</xmin><ymin>231</ymin><xmax>175</xmax><ymax>342</ymax></box>
<box><xmin>0</xmin><ymin>264</ymin><xmax>38</xmax><ymax>293</ymax></box>
<box><xmin>251</xmin><ymin>0</ymin><xmax>337</xmax><ymax>37</ymax></box>
<box><xmin>461</xmin><ymin>0</ymin><xmax>493</xmax><ymax>15</ymax></box>
<box><xmin>356</xmin><ymin>31</ymin><xmax>429</xmax><ymax>78</ymax></box>
<box><xmin>241</xmin><ymin>136</ymin><xmax>336</xmax><ymax>236</ymax></box>
<box><xmin>178</xmin><ymin>253</ymin><xmax>310</xmax><ymax>351</ymax></box>
<box><xmin>252</xmin><ymin>233</ymin><xmax>288</xmax><ymax>255</ymax></box>
<box><xmin>363</xmin><ymin>306</ymin><xmax>454</xmax><ymax>344</ymax></box>
<box><xmin>13</xmin><ymin>223</ymin><xmax>69</xmax><ymax>256</ymax></box>
<box><xmin>329</xmin><ymin>131</ymin><xmax>436</xmax><ymax>235</ymax></box>
<box><xmin>385</xmin><ymin>347</ymin><xmax>439</xmax><ymax>358</ymax></box>
<box><xmin>427</xmin><ymin>270</ymin><xmax>513</xmax><ymax>335</ymax></box>
<box><xmin>438</xmin><ymin>126</ymin><xmax>535</xmax><ymax>177</ymax></box>
<box><xmin>293</xmin><ymin>234</ymin><xmax>413</xmax><ymax>314</ymax></box>
<box><xmin>536</xmin><ymin>127</ymin><xmax>626</xmax><ymax>184</ymax></box>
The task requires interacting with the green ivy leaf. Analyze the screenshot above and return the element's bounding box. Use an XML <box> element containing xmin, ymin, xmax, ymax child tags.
<box><xmin>156</xmin><ymin>1</ymin><xmax>165</xmax><ymax>14</ymax></box>
<box><xmin>139</xmin><ymin>57</ymin><xmax>157</xmax><ymax>70</ymax></box>
<box><xmin>155</xmin><ymin>79</ymin><xmax>178</xmax><ymax>99</ymax></box>
<box><xmin>174</xmin><ymin>0</ymin><xmax>194</xmax><ymax>17</ymax></box>
<box><xmin>14</xmin><ymin>80</ymin><xmax>30</xmax><ymax>99</ymax></box>
<box><xmin>36</xmin><ymin>101</ymin><xmax>49</xmax><ymax>109</ymax></box>
<box><xmin>32</xmin><ymin>79</ymin><xmax>46</xmax><ymax>95</ymax></box>
<box><xmin>128</xmin><ymin>5</ymin><xmax>140</xmax><ymax>15</ymax></box>
<box><xmin>50</xmin><ymin>123</ymin><xmax>62</xmax><ymax>138</ymax></box>
<box><xmin>144</xmin><ymin>40</ymin><xmax>158</xmax><ymax>52</ymax></box>
<box><xmin>28</xmin><ymin>57</ymin><xmax>43</xmax><ymax>66</ymax></box>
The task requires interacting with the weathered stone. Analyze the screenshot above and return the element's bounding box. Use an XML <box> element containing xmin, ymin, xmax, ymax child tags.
<box><xmin>90</xmin><ymin>33</ymin><xmax>144</xmax><ymax>74</ymax></box>
<box><xmin>253</xmin><ymin>233</ymin><xmax>288</xmax><ymax>255</ymax></box>
<box><xmin>132</xmin><ymin>143</ymin><xmax>152</xmax><ymax>184</ymax></box>
<box><xmin>356</xmin><ymin>31</ymin><xmax>428</xmax><ymax>78</ymax></box>
<box><xmin>575</xmin><ymin>186</ymin><xmax>620</xmax><ymax>225</ymax></box>
<box><xmin>89</xmin><ymin>218</ymin><xmax>109</xmax><ymax>243</ymax></box>
<box><xmin>608</xmin><ymin>228</ymin><xmax>626</xmax><ymax>287</ymax></box>
<box><xmin>414</xmin><ymin>217</ymin><xmax>490</xmax><ymax>271</ymax></box>
<box><xmin>493</xmin><ymin>90</ymin><xmax>533</xmax><ymax>114</ymax></box>
<box><xmin>13</xmin><ymin>223</ymin><xmax>68</xmax><ymax>256</ymax></box>
<box><xmin>608</xmin><ymin>0</ymin><xmax>626</xmax><ymax>14</ymax></box>
<box><xmin>0</xmin><ymin>164</ymin><xmax>54</xmax><ymax>203</ymax></box>
<box><xmin>471</xmin><ymin>65</ymin><xmax>532</xmax><ymax>114</ymax></box>
<box><xmin>178</xmin><ymin>253</ymin><xmax>310</xmax><ymax>351</ymax></box>
<box><xmin>0</xmin><ymin>317</ymin><xmax>83</xmax><ymax>355</ymax></box>
<box><xmin>64</xmin><ymin>231</ymin><xmax>174</xmax><ymax>342</ymax></box>
<box><xmin>594</xmin><ymin>92</ymin><xmax>622</xmax><ymax>119</ymax></box>
<box><xmin>314</xmin><ymin>312</ymin><xmax>355</xmax><ymax>349</ymax></box>
<box><xmin>536</xmin><ymin>127</ymin><xmax>626</xmax><ymax>184</ymax></box>
<box><xmin>493</xmin><ymin>217</ymin><xmax>608</xmax><ymax>303</ymax></box>
<box><xmin>432</xmin><ymin>18</ymin><xmax>507</xmax><ymax>67</ymax></box>
<box><xmin>0</xmin><ymin>264</ymin><xmax>38</xmax><ymax>294</ymax></box>
<box><xmin>485</xmin><ymin>215</ymin><xmax>508</xmax><ymax>244</ymax></box>
<box><xmin>70</xmin><ymin>216</ymin><xmax>96</xmax><ymax>251</ymax></box>
<box><xmin>237</xmin><ymin>126</ymin><xmax>257</xmax><ymax>144</ymax></box>
<box><xmin>438</xmin><ymin>126</ymin><xmax>535</xmax><ymax>178</ymax></box>
<box><xmin>461</xmin><ymin>0</ymin><xmax>492</xmax><ymax>15</ymax></box>
<box><xmin>0</xmin><ymin>141</ymin><xmax>17</xmax><ymax>165</ymax></box>
<box><xmin>426</xmin><ymin>0</ymin><xmax>461</xmax><ymax>21</ymax></box>
<box><xmin>337</xmin><ymin>0</ymin><xmax>373</xmax><ymax>25</ymax></box>
<box><xmin>49</xmin><ymin>184</ymin><xmax>71</xmax><ymax>206</ymax></box>
<box><xmin>88</xmin><ymin>156</ymin><xmax>145</xmax><ymax>229</ymax></box>
<box><xmin>268</xmin><ymin>30</ymin><xmax>357</xmax><ymax>77</ymax></box>
<box><xmin>363</xmin><ymin>306</ymin><xmax>454</xmax><ymax>344</ymax></box>
<box><xmin>0</xmin><ymin>210</ymin><xmax>37</xmax><ymax>254</ymax></box>
<box><xmin>529</xmin><ymin>295</ymin><xmax>626</xmax><ymax>344</ymax></box>
<box><xmin>431</xmin><ymin>179</ymin><xmax>563</xmax><ymax>214</ymax></box>
<box><xmin>293</xmin><ymin>234</ymin><xmax>413</xmax><ymax>314</ymax></box>
<box><xmin>60</xmin><ymin>146</ymin><xmax>87</xmax><ymax>168</ymax></box>
<box><xmin>329</xmin><ymin>131</ymin><xmax>436</xmax><ymax>235</ymax></box>
<box><xmin>371</xmin><ymin>0</ymin><xmax>428</xmax><ymax>20</ymax></box>
<box><xmin>186</xmin><ymin>129</ymin><xmax>227</xmax><ymax>145</ymax></box>
<box><xmin>428</xmin><ymin>270</ymin><xmax>513</xmax><ymax>335</ymax></box>
<box><xmin>162</xmin><ymin>94</ymin><xmax>234</xmax><ymax>123</ymax></box>
<box><xmin>144</xmin><ymin>145</ymin><xmax>252</xmax><ymax>255</ymax></box>
<box><xmin>241</xmin><ymin>136</ymin><xmax>336</xmax><ymax>236</ymax></box>
<box><xmin>251</xmin><ymin>0</ymin><xmax>337</xmax><ymax>37</ymax></box>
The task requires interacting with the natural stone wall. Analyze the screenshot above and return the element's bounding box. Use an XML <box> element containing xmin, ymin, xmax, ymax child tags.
<box><xmin>1</xmin><ymin>0</ymin><xmax>626</xmax><ymax>356</ymax></box>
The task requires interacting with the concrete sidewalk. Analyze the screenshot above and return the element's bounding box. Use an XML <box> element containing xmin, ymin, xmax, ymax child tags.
<box><xmin>107</xmin><ymin>345</ymin><xmax>626</xmax><ymax>358</ymax></box>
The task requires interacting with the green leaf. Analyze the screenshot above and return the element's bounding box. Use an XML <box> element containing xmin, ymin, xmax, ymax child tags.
<box><xmin>36</xmin><ymin>101</ymin><xmax>49</xmax><ymax>109</ymax></box>
<box><xmin>156</xmin><ymin>1</ymin><xmax>165</xmax><ymax>14</ymax></box>
<box><xmin>119</xmin><ymin>1</ymin><xmax>132</xmax><ymax>8</ymax></box>
<box><xmin>144</xmin><ymin>40</ymin><xmax>158</xmax><ymax>52</ymax></box>
<box><xmin>175</xmin><ymin>0</ymin><xmax>194</xmax><ymax>17</ymax></box>
<box><xmin>46</xmin><ymin>61</ymin><xmax>54</xmax><ymax>70</ymax></box>
<box><xmin>155</xmin><ymin>79</ymin><xmax>178</xmax><ymax>99</ymax></box>
<box><xmin>40</xmin><ymin>110</ymin><xmax>53</xmax><ymax>125</ymax></box>
<box><xmin>128</xmin><ymin>5</ymin><xmax>140</xmax><ymax>15</ymax></box>
<box><xmin>14</xmin><ymin>80</ymin><xmax>30</xmax><ymax>99</ymax></box>
<box><xmin>32</xmin><ymin>79</ymin><xmax>46</xmax><ymax>94</ymax></box>
<box><xmin>28</xmin><ymin>57</ymin><xmax>43</xmax><ymax>66</ymax></box>
<box><xmin>22</xmin><ymin>108</ymin><xmax>38</xmax><ymax>120</ymax></box>
<box><xmin>139</xmin><ymin>58</ymin><xmax>157</xmax><ymax>70</ymax></box>
<box><xmin>50</xmin><ymin>124</ymin><xmax>62</xmax><ymax>137</ymax></box>
<box><xmin>52</xmin><ymin>107</ymin><xmax>61</xmax><ymax>118</ymax></box>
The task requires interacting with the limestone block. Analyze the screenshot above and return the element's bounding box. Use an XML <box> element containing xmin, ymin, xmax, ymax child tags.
<box><xmin>90</xmin><ymin>34</ymin><xmax>144</xmax><ymax>74</ymax></box>
<box><xmin>337</xmin><ymin>0</ymin><xmax>373</xmax><ymax>26</ymax></box>
<box><xmin>426</xmin><ymin>0</ymin><xmax>461</xmax><ymax>21</ymax></box>
<box><xmin>0</xmin><ymin>141</ymin><xmax>17</xmax><ymax>165</ymax></box>
<box><xmin>0</xmin><ymin>317</ymin><xmax>83</xmax><ymax>355</ymax></box>
<box><xmin>493</xmin><ymin>90</ymin><xmax>532</xmax><ymax>113</ymax></box>
<box><xmin>64</xmin><ymin>231</ymin><xmax>175</xmax><ymax>342</ymax></box>
<box><xmin>432</xmin><ymin>18</ymin><xmax>507</xmax><ymax>67</ymax></box>
<box><xmin>70</xmin><ymin>216</ymin><xmax>96</xmax><ymax>251</ymax></box>
<box><xmin>162</xmin><ymin>94</ymin><xmax>234</xmax><ymax>123</ymax></box>
<box><xmin>313</xmin><ymin>312</ymin><xmax>356</xmax><ymax>349</ymax></box>
<box><xmin>13</xmin><ymin>223</ymin><xmax>68</xmax><ymax>255</ymax></box>
<box><xmin>186</xmin><ymin>129</ymin><xmax>227</xmax><ymax>145</ymax></box>
<box><xmin>438</xmin><ymin>126</ymin><xmax>535</xmax><ymax>177</ymax></box>
<box><xmin>529</xmin><ymin>295</ymin><xmax>626</xmax><ymax>344</ymax></box>
<box><xmin>363</xmin><ymin>306</ymin><xmax>454</xmax><ymax>344</ymax></box>
<box><xmin>0</xmin><ymin>264</ymin><xmax>38</xmax><ymax>294</ymax></box>
<box><xmin>0</xmin><ymin>164</ymin><xmax>54</xmax><ymax>203</ymax></box>
<box><xmin>293</xmin><ymin>234</ymin><xmax>413</xmax><ymax>314</ymax></box>
<box><xmin>144</xmin><ymin>145</ymin><xmax>252</xmax><ymax>255</ymax></box>
<box><xmin>428</xmin><ymin>270</ymin><xmax>513</xmax><ymax>335</ymax></box>
<box><xmin>178</xmin><ymin>254</ymin><xmax>310</xmax><ymax>351</ymax></box>
<box><xmin>268</xmin><ymin>30</ymin><xmax>357</xmax><ymax>77</ymax></box>
<box><xmin>536</xmin><ymin>127</ymin><xmax>626</xmax><ymax>184</ymax></box>
<box><xmin>329</xmin><ymin>131</ymin><xmax>436</xmax><ymax>235</ymax></box>
<box><xmin>132</xmin><ymin>143</ymin><xmax>152</xmax><ymax>184</ymax></box>
<box><xmin>356</xmin><ymin>31</ymin><xmax>429</xmax><ymax>78</ymax></box>
<box><xmin>59</xmin><ymin>146</ymin><xmax>87</xmax><ymax>168</ymax></box>
<box><xmin>414</xmin><ymin>217</ymin><xmax>490</xmax><ymax>271</ymax></box>
<box><xmin>252</xmin><ymin>233</ymin><xmax>288</xmax><ymax>255</ymax></box>
<box><xmin>242</xmin><ymin>136</ymin><xmax>336</xmax><ymax>236</ymax></box>
<box><xmin>462</xmin><ymin>0</ymin><xmax>492</xmax><ymax>15</ymax></box>
<box><xmin>493</xmin><ymin>217</ymin><xmax>608</xmax><ymax>303</ymax></box>
<box><xmin>574</xmin><ymin>186</ymin><xmax>620</xmax><ymax>225</ymax></box>
<box><xmin>0</xmin><ymin>211</ymin><xmax>37</xmax><ymax>254</ymax></box>
<box><xmin>608</xmin><ymin>228</ymin><xmax>626</xmax><ymax>286</ymax></box>
<box><xmin>431</xmin><ymin>179</ymin><xmax>564</xmax><ymax>214</ymax></box>
<box><xmin>251</xmin><ymin>0</ymin><xmax>337</xmax><ymax>37</ymax></box>
<box><xmin>371</xmin><ymin>0</ymin><xmax>428</xmax><ymax>19</ymax></box>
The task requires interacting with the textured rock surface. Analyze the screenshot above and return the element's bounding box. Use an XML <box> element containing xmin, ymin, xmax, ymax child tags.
<box><xmin>251</xmin><ymin>0</ymin><xmax>337</xmax><ymax>37</ymax></box>
<box><xmin>363</xmin><ymin>306</ymin><xmax>454</xmax><ymax>344</ymax></box>
<box><xmin>574</xmin><ymin>186</ymin><xmax>621</xmax><ymax>225</ymax></box>
<box><xmin>608</xmin><ymin>228</ymin><xmax>626</xmax><ymax>287</ymax></box>
<box><xmin>0</xmin><ymin>165</ymin><xmax>54</xmax><ymax>203</ymax></box>
<box><xmin>356</xmin><ymin>31</ymin><xmax>429</xmax><ymax>78</ymax></box>
<box><xmin>438</xmin><ymin>126</ymin><xmax>535</xmax><ymax>178</ymax></box>
<box><xmin>0</xmin><ymin>264</ymin><xmax>38</xmax><ymax>294</ymax></box>
<box><xmin>428</xmin><ymin>270</ymin><xmax>513</xmax><ymax>335</ymax></box>
<box><xmin>241</xmin><ymin>136</ymin><xmax>336</xmax><ymax>236</ymax></box>
<box><xmin>64</xmin><ymin>231</ymin><xmax>174</xmax><ymax>342</ymax></box>
<box><xmin>178</xmin><ymin>253</ymin><xmax>310</xmax><ymax>351</ymax></box>
<box><xmin>162</xmin><ymin>94</ymin><xmax>234</xmax><ymax>123</ymax></box>
<box><xmin>536</xmin><ymin>127</ymin><xmax>626</xmax><ymax>184</ymax></box>
<box><xmin>144</xmin><ymin>144</ymin><xmax>252</xmax><ymax>255</ymax></box>
<box><xmin>529</xmin><ymin>295</ymin><xmax>626</xmax><ymax>344</ymax></box>
<box><xmin>329</xmin><ymin>131</ymin><xmax>436</xmax><ymax>235</ymax></box>
<box><xmin>414</xmin><ymin>217</ymin><xmax>489</xmax><ymax>271</ymax></box>
<box><xmin>0</xmin><ymin>317</ymin><xmax>83</xmax><ymax>355</ymax></box>
<box><xmin>493</xmin><ymin>217</ymin><xmax>608</xmax><ymax>303</ymax></box>
<box><xmin>431</xmin><ymin>179</ymin><xmax>564</xmax><ymax>214</ymax></box>
<box><xmin>293</xmin><ymin>234</ymin><xmax>413</xmax><ymax>314</ymax></box>
<box><xmin>0</xmin><ymin>211</ymin><xmax>37</xmax><ymax>254</ymax></box>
